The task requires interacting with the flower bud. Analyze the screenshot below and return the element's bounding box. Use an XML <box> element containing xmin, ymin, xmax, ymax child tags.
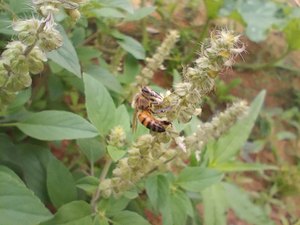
<box><xmin>39</xmin><ymin>5</ymin><xmax>59</xmax><ymax>17</ymax></box>
<box><xmin>127</xmin><ymin>147</ymin><xmax>140</xmax><ymax>156</ymax></box>
<box><xmin>65</xmin><ymin>9</ymin><xmax>81</xmax><ymax>21</ymax></box>
<box><xmin>0</xmin><ymin>62</ymin><xmax>9</xmax><ymax>87</ymax></box>
<box><xmin>13</xmin><ymin>19</ymin><xmax>40</xmax><ymax>45</ymax></box>
<box><xmin>28</xmin><ymin>59</ymin><xmax>44</xmax><ymax>75</ymax></box>
<box><xmin>135</xmin><ymin>134</ymin><xmax>153</xmax><ymax>148</ymax></box>
<box><xmin>174</xmin><ymin>82</ymin><xmax>191</xmax><ymax>97</ymax></box>
<box><xmin>101</xmin><ymin>188</ymin><xmax>112</xmax><ymax>198</ymax></box>
<box><xmin>39</xmin><ymin>28</ymin><xmax>63</xmax><ymax>51</ymax></box>
<box><xmin>0</xmin><ymin>89</ymin><xmax>16</xmax><ymax>105</ymax></box>
<box><xmin>10</xmin><ymin>55</ymin><xmax>29</xmax><ymax>75</ymax></box>
<box><xmin>6</xmin><ymin>73</ymin><xmax>32</xmax><ymax>92</ymax></box>
<box><xmin>108</xmin><ymin>126</ymin><xmax>126</xmax><ymax>148</ymax></box>
<box><xmin>2</xmin><ymin>41</ymin><xmax>25</xmax><ymax>63</ymax></box>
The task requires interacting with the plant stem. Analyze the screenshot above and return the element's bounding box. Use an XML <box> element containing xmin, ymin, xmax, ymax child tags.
<box><xmin>234</xmin><ymin>50</ymin><xmax>290</xmax><ymax>71</ymax></box>
<box><xmin>0</xmin><ymin>123</ymin><xmax>17</xmax><ymax>127</ymax></box>
<box><xmin>91</xmin><ymin>158</ymin><xmax>112</xmax><ymax>213</ymax></box>
<box><xmin>24</xmin><ymin>17</ymin><xmax>48</xmax><ymax>56</ymax></box>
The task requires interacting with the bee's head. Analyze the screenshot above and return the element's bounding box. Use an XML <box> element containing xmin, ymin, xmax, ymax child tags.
<box><xmin>141</xmin><ymin>86</ymin><xmax>151</xmax><ymax>95</ymax></box>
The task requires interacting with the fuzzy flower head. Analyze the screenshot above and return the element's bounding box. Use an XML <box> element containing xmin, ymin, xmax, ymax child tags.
<box><xmin>108</xmin><ymin>126</ymin><xmax>126</xmax><ymax>148</ymax></box>
<box><xmin>13</xmin><ymin>19</ymin><xmax>40</xmax><ymax>46</ymax></box>
<box><xmin>156</xmin><ymin>30</ymin><xmax>245</xmax><ymax>123</ymax></box>
<box><xmin>135</xmin><ymin>30</ymin><xmax>179</xmax><ymax>87</ymax></box>
<box><xmin>32</xmin><ymin>0</ymin><xmax>86</xmax><ymax>21</ymax></box>
<box><xmin>185</xmin><ymin>100</ymin><xmax>249</xmax><ymax>153</ymax></box>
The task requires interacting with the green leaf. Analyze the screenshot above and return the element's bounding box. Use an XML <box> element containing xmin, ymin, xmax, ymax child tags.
<box><xmin>86</xmin><ymin>66</ymin><xmax>123</xmax><ymax>94</ymax></box>
<box><xmin>76</xmin><ymin>176</ymin><xmax>99</xmax><ymax>195</ymax></box>
<box><xmin>124</xmin><ymin>6</ymin><xmax>156</xmax><ymax>21</ymax></box>
<box><xmin>99</xmin><ymin>0</ymin><xmax>133</xmax><ymax>13</ymax></box>
<box><xmin>83</xmin><ymin>73</ymin><xmax>116</xmax><ymax>135</ymax></box>
<box><xmin>0</xmin><ymin>167</ymin><xmax>52</xmax><ymax>225</ymax></box>
<box><xmin>77</xmin><ymin>46</ymin><xmax>101</xmax><ymax>65</ymax></box>
<box><xmin>8</xmin><ymin>0</ymin><xmax>32</xmax><ymax>14</ymax></box>
<box><xmin>212</xmin><ymin>162</ymin><xmax>277</xmax><ymax>172</ymax></box>
<box><xmin>47</xmin><ymin>158</ymin><xmax>77</xmax><ymax>208</ymax></box>
<box><xmin>223</xmin><ymin>183</ymin><xmax>274</xmax><ymax>225</ymax></box>
<box><xmin>93</xmin><ymin>8</ymin><xmax>125</xmax><ymax>18</ymax></box>
<box><xmin>237</xmin><ymin>0</ymin><xmax>284</xmax><ymax>42</ymax></box>
<box><xmin>114</xmin><ymin>104</ymin><xmax>131</xmax><ymax>139</ymax></box>
<box><xmin>98</xmin><ymin>197</ymin><xmax>131</xmax><ymax>217</ymax></box>
<box><xmin>41</xmin><ymin>201</ymin><xmax>93</xmax><ymax>225</ymax></box>
<box><xmin>7</xmin><ymin>88</ymin><xmax>31</xmax><ymax>113</ymax></box>
<box><xmin>77</xmin><ymin>137</ymin><xmax>106</xmax><ymax>163</ymax></box>
<box><xmin>112</xmin><ymin>32</ymin><xmax>145</xmax><ymax>59</ymax></box>
<box><xmin>145</xmin><ymin>175</ymin><xmax>170</xmax><ymax>213</ymax></box>
<box><xmin>119</xmin><ymin>54</ymin><xmax>140</xmax><ymax>84</ymax></box>
<box><xmin>177</xmin><ymin>167</ymin><xmax>223</xmax><ymax>192</ymax></box>
<box><xmin>145</xmin><ymin>175</ymin><xmax>173</xmax><ymax>224</ymax></box>
<box><xmin>170</xmin><ymin>190</ymin><xmax>194</xmax><ymax>225</ymax></box>
<box><xmin>0</xmin><ymin>166</ymin><xmax>23</xmax><ymax>183</ymax></box>
<box><xmin>93</xmin><ymin>216</ymin><xmax>109</xmax><ymax>225</ymax></box>
<box><xmin>47</xmin><ymin>25</ymin><xmax>81</xmax><ymax>78</ymax></box>
<box><xmin>204</xmin><ymin>0</ymin><xmax>224</xmax><ymax>19</ymax></box>
<box><xmin>284</xmin><ymin>19</ymin><xmax>300</xmax><ymax>51</ymax></box>
<box><xmin>112</xmin><ymin>211</ymin><xmax>150</xmax><ymax>225</ymax></box>
<box><xmin>48</xmin><ymin>74</ymin><xmax>64</xmax><ymax>101</ymax></box>
<box><xmin>0</xmin><ymin>17</ymin><xmax>14</xmax><ymax>35</ymax></box>
<box><xmin>107</xmin><ymin>145</ymin><xmax>126</xmax><ymax>161</ymax></box>
<box><xmin>16</xmin><ymin>110</ymin><xmax>99</xmax><ymax>141</ymax></box>
<box><xmin>213</xmin><ymin>90</ymin><xmax>266</xmax><ymax>164</ymax></box>
<box><xmin>202</xmin><ymin>183</ymin><xmax>227</xmax><ymax>225</ymax></box>
<box><xmin>16</xmin><ymin>144</ymin><xmax>52</xmax><ymax>203</ymax></box>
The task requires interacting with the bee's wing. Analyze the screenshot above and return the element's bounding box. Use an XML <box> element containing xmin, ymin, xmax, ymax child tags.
<box><xmin>132</xmin><ymin>108</ymin><xmax>138</xmax><ymax>133</ymax></box>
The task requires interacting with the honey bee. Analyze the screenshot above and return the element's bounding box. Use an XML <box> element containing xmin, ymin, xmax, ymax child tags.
<box><xmin>132</xmin><ymin>86</ymin><xmax>171</xmax><ymax>132</ymax></box>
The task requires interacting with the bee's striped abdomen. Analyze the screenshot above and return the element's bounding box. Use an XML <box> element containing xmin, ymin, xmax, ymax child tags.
<box><xmin>138</xmin><ymin>111</ymin><xmax>167</xmax><ymax>133</ymax></box>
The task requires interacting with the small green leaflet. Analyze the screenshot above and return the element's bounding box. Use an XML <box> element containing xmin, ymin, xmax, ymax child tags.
<box><xmin>177</xmin><ymin>167</ymin><xmax>223</xmax><ymax>192</ymax></box>
<box><xmin>170</xmin><ymin>190</ymin><xmax>194</xmax><ymax>225</ymax></box>
<box><xmin>284</xmin><ymin>19</ymin><xmax>300</xmax><ymax>51</ymax></box>
<box><xmin>16</xmin><ymin>110</ymin><xmax>99</xmax><ymax>141</ymax></box>
<box><xmin>124</xmin><ymin>6</ymin><xmax>156</xmax><ymax>21</ymax></box>
<box><xmin>112</xmin><ymin>31</ymin><xmax>145</xmax><ymax>59</ymax></box>
<box><xmin>107</xmin><ymin>145</ymin><xmax>126</xmax><ymax>162</ymax></box>
<box><xmin>76</xmin><ymin>176</ymin><xmax>99</xmax><ymax>195</ymax></box>
<box><xmin>202</xmin><ymin>183</ymin><xmax>227</xmax><ymax>225</ymax></box>
<box><xmin>112</xmin><ymin>210</ymin><xmax>151</xmax><ymax>225</ymax></box>
<box><xmin>40</xmin><ymin>201</ymin><xmax>93</xmax><ymax>225</ymax></box>
<box><xmin>77</xmin><ymin>137</ymin><xmax>106</xmax><ymax>163</ymax></box>
<box><xmin>145</xmin><ymin>175</ymin><xmax>170</xmax><ymax>213</ymax></box>
<box><xmin>98</xmin><ymin>196</ymin><xmax>131</xmax><ymax>217</ymax></box>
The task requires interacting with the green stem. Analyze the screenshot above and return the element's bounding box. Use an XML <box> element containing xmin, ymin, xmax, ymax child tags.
<box><xmin>0</xmin><ymin>1</ymin><xmax>17</xmax><ymax>18</ymax></box>
<box><xmin>234</xmin><ymin>50</ymin><xmax>290</xmax><ymax>71</ymax></box>
<box><xmin>0</xmin><ymin>123</ymin><xmax>17</xmax><ymax>127</ymax></box>
<box><xmin>91</xmin><ymin>158</ymin><xmax>112</xmax><ymax>213</ymax></box>
<box><xmin>24</xmin><ymin>17</ymin><xmax>47</xmax><ymax>56</ymax></box>
<box><xmin>141</xmin><ymin>0</ymin><xmax>149</xmax><ymax>49</ymax></box>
